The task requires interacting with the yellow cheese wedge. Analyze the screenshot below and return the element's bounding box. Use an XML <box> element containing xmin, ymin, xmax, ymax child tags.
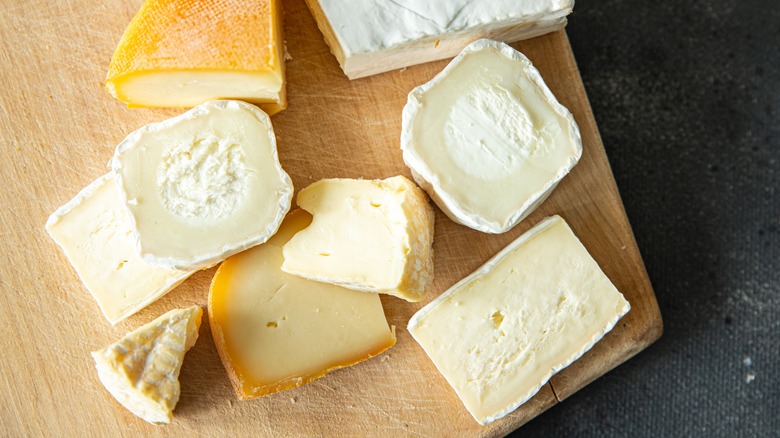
<box><xmin>209</xmin><ymin>210</ymin><xmax>396</xmax><ymax>399</ymax></box>
<box><xmin>106</xmin><ymin>0</ymin><xmax>286</xmax><ymax>115</ymax></box>
<box><xmin>91</xmin><ymin>306</ymin><xmax>202</xmax><ymax>424</ymax></box>
<box><xmin>281</xmin><ymin>176</ymin><xmax>435</xmax><ymax>302</ymax></box>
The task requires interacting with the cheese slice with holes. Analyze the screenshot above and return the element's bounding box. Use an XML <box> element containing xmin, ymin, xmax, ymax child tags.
<box><xmin>305</xmin><ymin>0</ymin><xmax>573</xmax><ymax>79</ymax></box>
<box><xmin>407</xmin><ymin>215</ymin><xmax>630</xmax><ymax>425</ymax></box>
<box><xmin>106</xmin><ymin>0</ymin><xmax>286</xmax><ymax>114</ymax></box>
<box><xmin>45</xmin><ymin>174</ymin><xmax>195</xmax><ymax>325</ymax></box>
<box><xmin>402</xmin><ymin>39</ymin><xmax>582</xmax><ymax>234</ymax></box>
<box><xmin>111</xmin><ymin>100</ymin><xmax>293</xmax><ymax>271</ymax></box>
<box><xmin>281</xmin><ymin>176</ymin><xmax>435</xmax><ymax>302</ymax></box>
<box><xmin>209</xmin><ymin>210</ymin><xmax>396</xmax><ymax>399</ymax></box>
<box><xmin>91</xmin><ymin>306</ymin><xmax>202</xmax><ymax>424</ymax></box>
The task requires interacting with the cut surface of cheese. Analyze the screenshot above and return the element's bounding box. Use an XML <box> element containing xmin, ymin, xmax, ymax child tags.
<box><xmin>281</xmin><ymin>176</ymin><xmax>434</xmax><ymax>302</ymax></box>
<box><xmin>209</xmin><ymin>210</ymin><xmax>396</xmax><ymax>399</ymax></box>
<box><xmin>407</xmin><ymin>216</ymin><xmax>630</xmax><ymax>425</ymax></box>
<box><xmin>402</xmin><ymin>39</ymin><xmax>582</xmax><ymax>234</ymax></box>
<box><xmin>91</xmin><ymin>306</ymin><xmax>202</xmax><ymax>424</ymax></box>
<box><xmin>106</xmin><ymin>0</ymin><xmax>286</xmax><ymax>114</ymax></box>
<box><xmin>45</xmin><ymin>174</ymin><xmax>194</xmax><ymax>325</ymax></box>
<box><xmin>305</xmin><ymin>0</ymin><xmax>573</xmax><ymax>79</ymax></box>
<box><xmin>111</xmin><ymin>100</ymin><xmax>293</xmax><ymax>271</ymax></box>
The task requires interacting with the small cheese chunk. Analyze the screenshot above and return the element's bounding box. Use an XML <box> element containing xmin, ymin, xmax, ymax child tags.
<box><xmin>92</xmin><ymin>306</ymin><xmax>202</xmax><ymax>424</ymax></box>
<box><xmin>45</xmin><ymin>174</ymin><xmax>194</xmax><ymax>325</ymax></box>
<box><xmin>281</xmin><ymin>176</ymin><xmax>434</xmax><ymax>302</ymax></box>
<box><xmin>407</xmin><ymin>216</ymin><xmax>630</xmax><ymax>425</ymax></box>
<box><xmin>111</xmin><ymin>100</ymin><xmax>293</xmax><ymax>271</ymax></box>
<box><xmin>106</xmin><ymin>0</ymin><xmax>286</xmax><ymax>114</ymax></box>
<box><xmin>209</xmin><ymin>210</ymin><xmax>396</xmax><ymax>399</ymax></box>
<box><xmin>306</xmin><ymin>0</ymin><xmax>573</xmax><ymax>79</ymax></box>
<box><xmin>402</xmin><ymin>39</ymin><xmax>582</xmax><ymax>234</ymax></box>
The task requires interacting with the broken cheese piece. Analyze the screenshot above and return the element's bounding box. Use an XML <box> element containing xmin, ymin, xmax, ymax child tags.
<box><xmin>282</xmin><ymin>176</ymin><xmax>435</xmax><ymax>302</ymax></box>
<box><xmin>91</xmin><ymin>306</ymin><xmax>202</xmax><ymax>424</ymax></box>
<box><xmin>45</xmin><ymin>174</ymin><xmax>195</xmax><ymax>325</ymax></box>
<box><xmin>111</xmin><ymin>100</ymin><xmax>293</xmax><ymax>271</ymax></box>
<box><xmin>209</xmin><ymin>210</ymin><xmax>396</xmax><ymax>399</ymax></box>
<box><xmin>408</xmin><ymin>216</ymin><xmax>630</xmax><ymax>425</ymax></box>
<box><xmin>106</xmin><ymin>0</ymin><xmax>286</xmax><ymax>114</ymax></box>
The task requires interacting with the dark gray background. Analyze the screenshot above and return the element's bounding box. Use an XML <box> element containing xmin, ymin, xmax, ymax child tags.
<box><xmin>517</xmin><ymin>0</ymin><xmax>779</xmax><ymax>436</ymax></box>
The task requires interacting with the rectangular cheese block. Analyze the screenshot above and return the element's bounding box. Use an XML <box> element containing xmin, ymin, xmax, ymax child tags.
<box><xmin>305</xmin><ymin>0</ymin><xmax>573</xmax><ymax>79</ymax></box>
<box><xmin>45</xmin><ymin>174</ymin><xmax>194</xmax><ymax>325</ymax></box>
<box><xmin>407</xmin><ymin>215</ymin><xmax>630</xmax><ymax>425</ymax></box>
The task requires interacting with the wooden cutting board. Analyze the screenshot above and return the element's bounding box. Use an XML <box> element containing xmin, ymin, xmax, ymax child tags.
<box><xmin>0</xmin><ymin>0</ymin><xmax>662</xmax><ymax>436</ymax></box>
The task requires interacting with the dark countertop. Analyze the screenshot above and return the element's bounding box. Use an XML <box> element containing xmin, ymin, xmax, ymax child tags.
<box><xmin>518</xmin><ymin>1</ymin><xmax>779</xmax><ymax>436</ymax></box>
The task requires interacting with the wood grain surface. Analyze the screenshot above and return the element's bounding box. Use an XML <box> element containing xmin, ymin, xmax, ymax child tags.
<box><xmin>0</xmin><ymin>0</ymin><xmax>662</xmax><ymax>436</ymax></box>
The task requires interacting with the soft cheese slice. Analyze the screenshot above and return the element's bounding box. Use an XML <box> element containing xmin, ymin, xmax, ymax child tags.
<box><xmin>91</xmin><ymin>306</ymin><xmax>202</xmax><ymax>424</ymax></box>
<box><xmin>407</xmin><ymin>216</ymin><xmax>630</xmax><ymax>425</ymax></box>
<box><xmin>281</xmin><ymin>176</ymin><xmax>434</xmax><ymax>302</ymax></box>
<box><xmin>106</xmin><ymin>0</ymin><xmax>286</xmax><ymax>114</ymax></box>
<box><xmin>305</xmin><ymin>0</ymin><xmax>573</xmax><ymax>79</ymax></box>
<box><xmin>209</xmin><ymin>210</ymin><xmax>396</xmax><ymax>399</ymax></box>
<box><xmin>45</xmin><ymin>174</ymin><xmax>195</xmax><ymax>325</ymax></box>
<box><xmin>402</xmin><ymin>39</ymin><xmax>582</xmax><ymax>234</ymax></box>
<box><xmin>111</xmin><ymin>100</ymin><xmax>293</xmax><ymax>270</ymax></box>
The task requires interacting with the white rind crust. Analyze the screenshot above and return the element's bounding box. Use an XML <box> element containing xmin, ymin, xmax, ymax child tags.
<box><xmin>401</xmin><ymin>39</ymin><xmax>582</xmax><ymax>234</ymax></box>
<box><xmin>407</xmin><ymin>215</ymin><xmax>630</xmax><ymax>425</ymax></box>
<box><xmin>111</xmin><ymin>100</ymin><xmax>293</xmax><ymax>270</ymax></box>
<box><xmin>306</xmin><ymin>0</ymin><xmax>573</xmax><ymax>79</ymax></box>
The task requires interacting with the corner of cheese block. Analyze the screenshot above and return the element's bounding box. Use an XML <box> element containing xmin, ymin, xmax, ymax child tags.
<box><xmin>401</xmin><ymin>39</ymin><xmax>582</xmax><ymax>234</ymax></box>
<box><xmin>45</xmin><ymin>173</ymin><xmax>196</xmax><ymax>325</ymax></box>
<box><xmin>209</xmin><ymin>210</ymin><xmax>395</xmax><ymax>399</ymax></box>
<box><xmin>305</xmin><ymin>1</ymin><xmax>573</xmax><ymax>79</ymax></box>
<box><xmin>280</xmin><ymin>176</ymin><xmax>435</xmax><ymax>302</ymax></box>
<box><xmin>111</xmin><ymin>100</ymin><xmax>293</xmax><ymax>271</ymax></box>
<box><xmin>91</xmin><ymin>306</ymin><xmax>202</xmax><ymax>424</ymax></box>
<box><xmin>407</xmin><ymin>215</ymin><xmax>629</xmax><ymax>425</ymax></box>
<box><xmin>106</xmin><ymin>0</ymin><xmax>286</xmax><ymax>111</ymax></box>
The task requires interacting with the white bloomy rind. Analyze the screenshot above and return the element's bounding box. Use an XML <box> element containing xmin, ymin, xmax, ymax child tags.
<box><xmin>401</xmin><ymin>39</ymin><xmax>582</xmax><ymax>234</ymax></box>
<box><xmin>307</xmin><ymin>0</ymin><xmax>574</xmax><ymax>79</ymax></box>
<box><xmin>111</xmin><ymin>100</ymin><xmax>293</xmax><ymax>270</ymax></box>
<box><xmin>407</xmin><ymin>215</ymin><xmax>630</xmax><ymax>425</ymax></box>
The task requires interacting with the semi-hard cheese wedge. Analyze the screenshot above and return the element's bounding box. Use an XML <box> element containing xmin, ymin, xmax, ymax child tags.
<box><xmin>407</xmin><ymin>216</ymin><xmax>630</xmax><ymax>425</ymax></box>
<box><xmin>91</xmin><ymin>306</ymin><xmax>202</xmax><ymax>424</ymax></box>
<box><xmin>45</xmin><ymin>174</ymin><xmax>194</xmax><ymax>325</ymax></box>
<box><xmin>111</xmin><ymin>100</ymin><xmax>293</xmax><ymax>271</ymax></box>
<box><xmin>402</xmin><ymin>39</ymin><xmax>582</xmax><ymax>234</ymax></box>
<box><xmin>106</xmin><ymin>0</ymin><xmax>286</xmax><ymax>114</ymax></box>
<box><xmin>209</xmin><ymin>210</ymin><xmax>396</xmax><ymax>399</ymax></box>
<box><xmin>305</xmin><ymin>0</ymin><xmax>573</xmax><ymax>79</ymax></box>
<box><xmin>281</xmin><ymin>176</ymin><xmax>435</xmax><ymax>302</ymax></box>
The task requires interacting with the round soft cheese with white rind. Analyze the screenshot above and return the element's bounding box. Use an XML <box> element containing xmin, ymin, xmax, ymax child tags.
<box><xmin>401</xmin><ymin>39</ymin><xmax>582</xmax><ymax>234</ymax></box>
<box><xmin>111</xmin><ymin>100</ymin><xmax>293</xmax><ymax>270</ymax></box>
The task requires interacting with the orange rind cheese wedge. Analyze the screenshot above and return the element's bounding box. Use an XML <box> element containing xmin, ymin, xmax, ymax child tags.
<box><xmin>106</xmin><ymin>0</ymin><xmax>286</xmax><ymax>114</ymax></box>
<box><xmin>209</xmin><ymin>210</ymin><xmax>396</xmax><ymax>399</ymax></box>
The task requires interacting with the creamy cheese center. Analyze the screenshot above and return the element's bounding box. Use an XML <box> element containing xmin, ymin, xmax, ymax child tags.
<box><xmin>157</xmin><ymin>135</ymin><xmax>248</xmax><ymax>221</ymax></box>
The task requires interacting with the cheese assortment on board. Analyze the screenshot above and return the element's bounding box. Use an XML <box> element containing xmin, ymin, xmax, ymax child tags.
<box><xmin>91</xmin><ymin>306</ymin><xmax>202</xmax><ymax>424</ymax></box>
<box><xmin>45</xmin><ymin>174</ymin><xmax>195</xmax><ymax>325</ymax></box>
<box><xmin>41</xmin><ymin>0</ymin><xmax>633</xmax><ymax>428</ymax></box>
<box><xmin>111</xmin><ymin>100</ymin><xmax>293</xmax><ymax>271</ymax></box>
<box><xmin>305</xmin><ymin>0</ymin><xmax>574</xmax><ymax>79</ymax></box>
<box><xmin>281</xmin><ymin>176</ymin><xmax>435</xmax><ymax>302</ymax></box>
<box><xmin>106</xmin><ymin>0</ymin><xmax>287</xmax><ymax>114</ymax></box>
<box><xmin>401</xmin><ymin>39</ymin><xmax>582</xmax><ymax>234</ymax></box>
<box><xmin>407</xmin><ymin>216</ymin><xmax>630</xmax><ymax>424</ymax></box>
<box><xmin>209</xmin><ymin>210</ymin><xmax>396</xmax><ymax>399</ymax></box>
